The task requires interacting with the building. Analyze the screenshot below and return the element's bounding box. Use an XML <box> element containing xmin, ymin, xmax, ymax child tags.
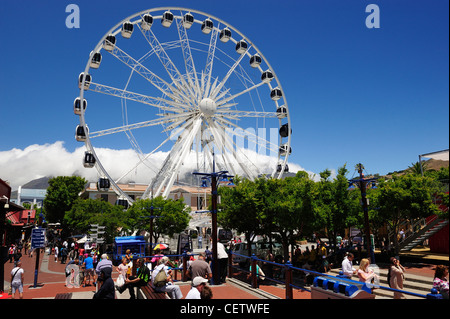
<box><xmin>80</xmin><ymin>181</ymin><xmax>217</xmax><ymax>212</ymax></box>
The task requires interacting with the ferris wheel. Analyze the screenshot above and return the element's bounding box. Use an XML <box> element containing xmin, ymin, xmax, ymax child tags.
<box><xmin>74</xmin><ymin>7</ymin><xmax>292</xmax><ymax>204</ymax></box>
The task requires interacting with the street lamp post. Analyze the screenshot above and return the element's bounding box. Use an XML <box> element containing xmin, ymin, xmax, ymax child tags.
<box><xmin>349</xmin><ymin>163</ymin><xmax>377</xmax><ymax>264</ymax></box>
<box><xmin>193</xmin><ymin>152</ymin><xmax>233</xmax><ymax>285</ymax></box>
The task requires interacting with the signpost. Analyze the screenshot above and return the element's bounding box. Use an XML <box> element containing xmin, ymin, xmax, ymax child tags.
<box><xmin>31</xmin><ymin>212</ymin><xmax>45</xmax><ymax>288</ymax></box>
<box><xmin>89</xmin><ymin>224</ymin><xmax>106</xmax><ymax>244</ymax></box>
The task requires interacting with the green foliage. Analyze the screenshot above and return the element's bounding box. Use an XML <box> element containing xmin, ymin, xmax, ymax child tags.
<box><xmin>126</xmin><ymin>197</ymin><xmax>191</xmax><ymax>240</ymax></box>
<box><xmin>64</xmin><ymin>198</ymin><xmax>126</xmax><ymax>242</ymax></box>
<box><xmin>44</xmin><ymin>176</ymin><xmax>87</xmax><ymax>223</ymax></box>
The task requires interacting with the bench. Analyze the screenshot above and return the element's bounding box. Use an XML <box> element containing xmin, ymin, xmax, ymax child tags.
<box><xmin>55</xmin><ymin>293</ymin><xmax>72</xmax><ymax>299</ymax></box>
<box><xmin>138</xmin><ymin>283</ymin><xmax>168</xmax><ymax>300</ymax></box>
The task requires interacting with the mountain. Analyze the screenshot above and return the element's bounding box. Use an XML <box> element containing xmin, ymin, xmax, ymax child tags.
<box><xmin>21</xmin><ymin>176</ymin><xmax>52</xmax><ymax>189</ymax></box>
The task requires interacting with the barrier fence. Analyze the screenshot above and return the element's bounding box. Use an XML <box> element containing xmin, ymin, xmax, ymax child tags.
<box><xmin>133</xmin><ymin>251</ymin><xmax>443</xmax><ymax>299</ymax></box>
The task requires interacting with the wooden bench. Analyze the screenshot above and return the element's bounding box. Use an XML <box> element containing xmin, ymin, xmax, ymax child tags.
<box><xmin>55</xmin><ymin>293</ymin><xmax>72</xmax><ymax>299</ymax></box>
<box><xmin>138</xmin><ymin>283</ymin><xmax>168</xmax><ymax>300</ymax></box>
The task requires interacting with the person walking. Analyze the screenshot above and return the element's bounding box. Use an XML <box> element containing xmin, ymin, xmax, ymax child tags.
<box><xmin>82</xmin><ymin>253</ymin><xmax>95</xmax><ymax>287</ymax></box>
<box><xmin>10</xmin><ymin>260</ymin><xmax>24</xmax><ymax>299</ymax></box>
<box><xmin>387</xmin><ymin>257</ymin><xmax>406</xmax><ymax>299</ymax></box>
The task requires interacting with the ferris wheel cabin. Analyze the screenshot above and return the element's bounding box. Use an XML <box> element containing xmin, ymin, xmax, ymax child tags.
<box><xmin>73</xmin><ymin>97</ymin><xmax>87</xmax><ymax>115</ymax></box>
<box><xmin>83</xmin><ymin>151</ymin><xmax>96</xmax><ymax>168</ymax></box>
<box><xmin>279</xmin><ymin>123</ymin><xmax>291</xmax><ymax>138</ymax></box>
<box><xmin>183</xmin><ymin>13</ymin><xmax>194</xmax><ymax>29</ymax></box>
<box><xmin>261</xmin><ymin>70</ymin><xmax>274</xmax><ymax>83</ymax></box>
<box><xmin>219</xmin><ymin>27</ymin><xmax>232</xmax><ymax>42</ymax></box>
<box><xmin>140</xmin><ymin>14</ymin><xmax>153</xmax><ymax>30</ymax></box>
<box><xmin>277</xmin><ymin>163</ymin><xmax>289</xmax><ymax>173</ymax></box>
<box><xmin>121</xmin><ymin>21</ymin><xmax>134</xmax><ymax>38</ymax></box>
<box><xmin>276</xmin><ymin>105</ymin><xmax>287</xmax><ymax>119</ymax></box>
<box><xmin>90</xmin><ymin>52</ymin><xmax>102</xmax><ymax>69</ymax></box>
<box><xmin>270</xmin><ymin>87</ymin><xmax>282</xmax><ymax>101</ymax></box>
<box><xmin>78</xmin><ymin>72</ymin><xmax>91</xmax><ymax>90</ymax></box>
<box><xmin>250</xmin><ymin>54</ymin><xmax>262</xmax><ymax>68</ymax></box>
<box><xmin>103</xmin><ymin>35</ymin><xmax>116</xmax><ymax>52</ymax></box>
<box><xmin>201</xmin><ymin>18</ymin><xmax>214</xmax><ymax>34</ymax></box>
<box><xmin>279</xmin><ymin>143</ymin><xmax>292</xmax><ymax>156</ymax></box>
<box><xmin>161</xmin><ymin>11</ymin><xmax>174</xmax><ymax>27</ymax></box>
<box><xmin>115</xmin><ymin>198</ymin><xmax>129</xmax><ymax>209</ymax></box>
<box><xmin>97</xmin><ymin>177</ymin><xmax>111</xmax><ymax>192</ymax></box>
<box><xmin>75</xmin><ymin>125</ymin><xmax>87</xmax><ymax>142</ymax></box>
<box><xmin>236</xmin><ymin>40</ymin><xmax>248</xmax><ymax>54</ymax></box>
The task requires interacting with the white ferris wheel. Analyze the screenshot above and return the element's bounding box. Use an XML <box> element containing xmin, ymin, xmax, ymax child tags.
<box><xmin>74</xmin><ymin>7</ymin><xmax>292</xmax><ymax>205</ymax></box>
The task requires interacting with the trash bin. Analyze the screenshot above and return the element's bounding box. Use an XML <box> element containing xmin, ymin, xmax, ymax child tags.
<box><xmin>312</xmin><ymin>276</ymin><xmax>375</xmax><ymax>299</ymax></box>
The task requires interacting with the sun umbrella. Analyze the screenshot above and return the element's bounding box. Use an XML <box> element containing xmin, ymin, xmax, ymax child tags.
<box><xmin>153</xmin><ymin>243</ymin><xmax>168</xmax><ymax>250</ymax></box>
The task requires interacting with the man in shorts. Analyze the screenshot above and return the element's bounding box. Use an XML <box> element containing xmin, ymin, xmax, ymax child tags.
<box><xmin>83</xmin><ymin>254</ymin><xmax>95</xmax><ymax>286</ymax></box>
<box><xmin>10</xmin><ymin>260</ymin><xmax>24</xmax><ymax>299</ymax></box>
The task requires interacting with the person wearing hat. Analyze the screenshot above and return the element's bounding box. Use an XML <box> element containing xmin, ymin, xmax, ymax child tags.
<box><xmin>185</xmin><ymin>276</ymin><xmax>209</xmax><ymax>299</ymax></box>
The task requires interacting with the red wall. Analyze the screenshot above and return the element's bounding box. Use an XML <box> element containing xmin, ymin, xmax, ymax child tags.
<box><xmin>429</xmin><ymin>223</ymin><xmax>449</xmax><ymax>254</ymax></box>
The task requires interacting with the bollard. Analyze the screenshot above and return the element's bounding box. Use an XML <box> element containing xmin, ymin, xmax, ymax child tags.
<box><xmin>285</xmin><ymin>261</ymin><xmax>293</xmax><ymax>299</ymax></box>
<box><xmin>182</xmin><ymin>252</ymin><xmax>188</xmax><ymax>282</ymax></box>
<box><xmin>427</xmin><ymin>288</ymin><xmax>443</xmax><ymax>299</ymax></box>
<box><xmin>251</xmin><ymin>254</ymin><xmax>258</xmax><ymax>289</ymax></box>
<box><xmin>228</xmin><ymin>253</ymin><xmax>233</xmax><ymax>279</ymax></box>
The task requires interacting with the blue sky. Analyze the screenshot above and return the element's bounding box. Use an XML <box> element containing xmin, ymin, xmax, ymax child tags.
<box><xmin>0</xmin><ymin>0</ymin><xmax>448</xmax><ymax>189</ymax></box>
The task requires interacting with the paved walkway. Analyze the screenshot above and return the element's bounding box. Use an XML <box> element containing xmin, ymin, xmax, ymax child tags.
<box><xmin>1</xmin><ymin>247</ymin><xmax>446</xmax><ymax>300</ymax></box>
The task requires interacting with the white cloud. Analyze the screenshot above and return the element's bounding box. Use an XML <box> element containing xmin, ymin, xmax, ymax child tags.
<box><xmin>0</xmin><ymin>141</ymin><xmax>315</xmax><ymax>190</ymax></box>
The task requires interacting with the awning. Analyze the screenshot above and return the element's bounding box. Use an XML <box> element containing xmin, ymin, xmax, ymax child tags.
<box><xmin>419</xmin><ymin>149</ymin><xmax>449</xmax><ymax>176</ymax></box>
<box><xmin>420</xmin><ymin>149</ymin><xmax>449</xmax><ymax>161</ymax></box>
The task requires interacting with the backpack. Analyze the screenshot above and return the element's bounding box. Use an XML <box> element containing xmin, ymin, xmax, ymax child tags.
<box><xmin>153</xmin><ymin>267</ymin><xmax>167</xmax><ymax>287</ymax></box>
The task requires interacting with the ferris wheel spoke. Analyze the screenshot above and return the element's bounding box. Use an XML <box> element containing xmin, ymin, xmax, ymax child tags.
<box><xmin>214</xmin><ymin>117</ymin><xmax>280</xmax><ymax>155</ymax></box>
<box><xmin>216</xmin><ymin>110</ymin><xmax>279</xmax><ymax>119</ymax></box>
<box><xmin>208</xmin><ymin>122</ymin><xmax>259</xmax><ymax>179</ymax></box>
<box><xmin>114</xmin><ymin>132</ymin><xmax>175</xmax><ymax>184</ymax></box>
<box><xmin>89</xmin><ymin>113</ymin><xmax>191</xmax><ymax>138</ymax></box>
<box><xmin>175</xmin><ymin>15</ymin><xmax>201</xmax><ymax>102</ymax></box>
<box><xmin>88</xmin><ymin>82</ymin><xmax>189</xmax><ymax>113</ymax></box>
<box><xmin>217</xmin><ymin>81</ymin><xmax>266</xmax><ymax>106</ymax></box>
<box><xmin>203</xmin><ymin>28</ymin><xmax>219</xmax><ymax>99</ymax></box>
<box><xmin>210</xmin><ymin>47</ymin><xmax>251</xmax><ymax>100</ymax></box>
<box><xmin>108</xmin><ymin>42</ymin><xmax>193</xmax><ymax>106</ymax></box>
<box><xmin>143</xmin><ymin>116</ymin><xmax>203</xmax><ymax>198</ymax></box>
<box><xmin>139</xmin><ymin>25</ymin><xmax>197</xmax><ymax>105</ymax></box>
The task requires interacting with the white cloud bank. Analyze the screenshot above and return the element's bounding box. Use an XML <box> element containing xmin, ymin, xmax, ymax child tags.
<box><xmin>0</xmin><ymin>141</ymin><xmax>317</xmax><ymax>191</ymax></box>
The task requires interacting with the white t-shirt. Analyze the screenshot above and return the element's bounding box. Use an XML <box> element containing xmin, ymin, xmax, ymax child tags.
<box><xmin>185</xmin><ymin>287</ymin><xmax>201</xmax><ymax>299</ymax></box>
<box><xmin>216</xmin><ymin>242</ymin><xmax>228</xmax><ymax>259</ymax></box>
<box><xmin>11</xmin><ymin>267</ymin><xmax>23</xmax><ymax>285</ymax></box>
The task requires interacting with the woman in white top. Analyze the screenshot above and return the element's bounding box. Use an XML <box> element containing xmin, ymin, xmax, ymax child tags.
<box><xmin>357</xmin><ymin>258</ymin><xmax>379</xmax><ymax>284</ymax></box>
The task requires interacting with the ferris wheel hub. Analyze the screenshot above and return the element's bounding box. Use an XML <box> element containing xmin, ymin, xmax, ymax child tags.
<box><xmin>199</xmin><ymin>98</ymin><xmax>217</xmax><ymax>117</ymax></box>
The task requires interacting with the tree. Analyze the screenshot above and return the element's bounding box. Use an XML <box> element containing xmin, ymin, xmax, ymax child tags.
<box><xmin>315</xmin><ymin>165</ymin><xmax>359</xmax><ymax>247</ymax></box>
<box><xmin>64</xmin><ymin>198</ymin><xmax>126</xmax><ymax>242</ymax></box>
<box><xmin>44</xmin><ymin>176</ymin><xmax>87</xmax><ymax>224</ymax></box>
<box><xmin>369</xmin><ymin>173</ymin><xmax>440</xmax><ymax>254</ymax></box>
<box><xmin>125</xmin><ymin>197</ymin><xmax>191</xmax><ymax>241</ymax></box>
<box><xmin>267</xmin><ymin>172</ymin><xmax>317</xmax><ymax>261</ymax></box>
<box><xmin>218</xmin><ymin>177</ymin><xmax>265</xmax><ymax>258</ymax></box>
